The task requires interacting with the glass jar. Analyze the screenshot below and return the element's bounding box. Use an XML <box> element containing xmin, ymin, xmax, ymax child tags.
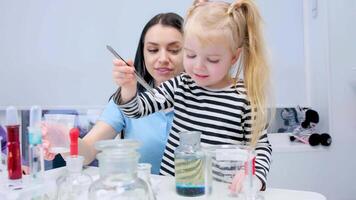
<box><xmin>174</xmin><ymin>131</ymin><xmax>206</xmax><ymax>197</ymax></box>
<box><xmin>89</xmin><ymin>139</ymin><xmax>149</xmax><ymax>200</ymax></box>
<box><xmin>204</xmin><ymin>145</ymin><xmax>258</xmax><ymax>199</ymax></box>
<box><xmin>56</xmin><ymin>155</ymin><xmax>93</xmax><ymax>200</ymax></box>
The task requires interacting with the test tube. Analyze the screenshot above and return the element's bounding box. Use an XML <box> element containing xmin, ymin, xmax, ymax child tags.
<box><xmin>6</xmin><ymin>106</ymin><xmax>22</xmax><ymax>183</ymax></box>
<box><xmin>28</xmin><ymin>106</ymin><xmax>44</xmax><ymax>179</ymax></box>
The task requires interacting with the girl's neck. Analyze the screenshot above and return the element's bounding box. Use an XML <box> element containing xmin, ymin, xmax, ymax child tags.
<box><xmin>204</xmin><ymin>76</ymin><xmax>234</xmax><ymax>90</ymax></box>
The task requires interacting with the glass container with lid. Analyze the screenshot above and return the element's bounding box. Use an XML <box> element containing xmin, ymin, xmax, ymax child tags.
<box><xmin>88</xmin><ymin>139</ymin><xmax>149</xmax><ymax>200</ymax></box>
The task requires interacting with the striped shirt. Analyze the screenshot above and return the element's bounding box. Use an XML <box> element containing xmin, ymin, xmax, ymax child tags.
<box><xmin>115</xmin><ymin>73</ymin><xmax>272</xmax><ymax>188</ymax></box>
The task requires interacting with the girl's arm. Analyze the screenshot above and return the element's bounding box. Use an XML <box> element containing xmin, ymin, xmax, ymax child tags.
<box><xmin>114</xmin><ymin>76</ymin><xmax>178</xmax><ymax>118</ymax></box>
<box><xmin>254</xmin><ymin>129</ymin><xmax>272</xmax><ymax>190</ymax></box>
<box><xmin>242</xmin><ymin>105</ymin><xmax>272</xmax><ymax>191</ymax></box>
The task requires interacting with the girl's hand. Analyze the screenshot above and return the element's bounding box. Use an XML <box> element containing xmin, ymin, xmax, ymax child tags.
<box><xmin>229</xmin><ymin>170</ymin><xmax>245</xmax><ymax>194</ymax></box>
<box><xmin>229</xmin><ymin>170</ymin><xmax>263</xmax><ymax>194</ymax></box>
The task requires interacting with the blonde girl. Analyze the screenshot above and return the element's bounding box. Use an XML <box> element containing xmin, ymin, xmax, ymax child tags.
<box><xmin>113</xmin><ymin>0</ymin><xmax>272</xmax><ymax>191</ymax></box>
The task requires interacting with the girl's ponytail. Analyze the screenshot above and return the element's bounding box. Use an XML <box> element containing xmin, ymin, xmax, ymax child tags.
<box><xmin>229</xmin><ymin>0</ymin><xmax>270</xmax><ymax>147</ymax></box>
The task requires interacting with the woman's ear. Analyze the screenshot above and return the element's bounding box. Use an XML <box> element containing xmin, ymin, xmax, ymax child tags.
<box><xmin>232</xmin><ymin>48</ymin><xmax>242</xmax><ymax>64</ymax></box>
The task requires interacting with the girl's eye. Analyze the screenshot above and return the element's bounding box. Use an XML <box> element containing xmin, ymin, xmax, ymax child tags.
<box><xmin>207</xmin><ymin>58</ymin><xmax>219</xmax><ymax>63</ymax></box>
<box><xmin>186</xmin><ymin>54</ymin><xmax>196</xmax><ymax>59</ymax></box>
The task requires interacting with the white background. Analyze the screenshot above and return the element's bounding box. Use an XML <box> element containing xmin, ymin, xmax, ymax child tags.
<box><xmin>0</xmin><ymin>0</ymin><xmax>305</xmax><ymax>108</ymax></box>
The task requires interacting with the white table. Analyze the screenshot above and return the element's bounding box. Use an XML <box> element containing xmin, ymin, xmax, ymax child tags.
<box><xmin>150</xmin><ymin>174</ymin><xmax>326</xmax><ymax>200</ymax></box>
<box><xmin>0</xmin><ymin>167</ymin><xmax>327</xmax><ymax>200</ymax></box>
<box><xmin>81</xmin><ymin>167</ymin><xmax>326</xmax><ymax>200</ymax></box>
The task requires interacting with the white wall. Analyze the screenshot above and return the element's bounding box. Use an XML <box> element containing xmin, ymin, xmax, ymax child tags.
<box><xmin>268</xmin><ymin>1</ymin><xmax>356</xmax><ymax>199</ymax></box>
<box><xmin>0</xmin><ymin>0</ymin><xmax>191</xmax><ymax>109</ymax></box>
<box><xmin>0</xmin><ymin>0</ymin><xmax>306</xmax><ymax>108</ymax></box>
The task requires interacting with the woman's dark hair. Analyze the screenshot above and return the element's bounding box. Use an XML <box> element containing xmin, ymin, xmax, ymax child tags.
<box><xmin>109</xmin><ymin>12</ymin><xmax>183</xmax><ymax>101</ymax></box>
<box><xmin>134</xmin><ymin>12</ymin><xmax>183</xmax><ymax>92</ymax></box>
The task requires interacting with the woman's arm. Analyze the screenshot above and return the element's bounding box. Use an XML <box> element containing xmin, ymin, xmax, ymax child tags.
<box><xmin>79</xmin><ymin>121</ymin><xmax>117</xmax><ymax>165</ymax></box>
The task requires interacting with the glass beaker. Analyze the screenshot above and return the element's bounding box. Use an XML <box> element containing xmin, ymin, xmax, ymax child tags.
<box><xmin>44</xmin><ymin>114</ymin><xmax>76</xmax><ymax>154</ymax></box>
<box><xmin>204</xmin><ymin>144</ymin><xmax>256</xmax><ymax>199</ymax></box>
<box><xmin>88</xmin><ymin>139</ymin><xmax>149</xmax><ymax>200</ymax></box>
<box><xmin>174</xmin><ymin>131</ymin><xmax>205</xmax><ymax>197</ymax></box>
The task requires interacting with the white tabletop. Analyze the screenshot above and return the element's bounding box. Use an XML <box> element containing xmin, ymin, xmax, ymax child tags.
<box><xmin>150</xmin><ymin>174</ymin><xmax>326</xmax><ymax>200</ymax></box>
<box><xmin>82</xmin><ymin>167</ymin><xmax>326</xmax><ymax>200</ymax></box>
<box><xmin>0</xmin><ymin>167</ymin><xmax>327</xmax><ymax>200</ymax></box>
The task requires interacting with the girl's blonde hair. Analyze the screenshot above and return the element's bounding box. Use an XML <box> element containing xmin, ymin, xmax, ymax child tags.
<box><xmin>185</xmin><ymin>0</ymin><xmax>270</xmax><ymax>147</ymax></box>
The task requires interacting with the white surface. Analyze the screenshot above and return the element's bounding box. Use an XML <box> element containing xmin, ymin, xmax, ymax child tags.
<box><xmin>25</xmin><ymin>167</ymin><xmax>325</xmax><ymax>200</ymax></box>
<box><xmin>0</xmin><ymin>0</ymin><xmax>306</xmax><ymax>108</ymax></box>
<box><xmin>152</xmin><ymin>175</ymin><xmax>326</xmax><ymax>200</ymax></box>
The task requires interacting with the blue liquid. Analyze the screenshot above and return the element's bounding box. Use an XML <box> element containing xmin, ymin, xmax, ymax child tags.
<box><xmin>176</xmin><ymin>184</ymin><xmax>205</xmax><ymax>197</ymax></box>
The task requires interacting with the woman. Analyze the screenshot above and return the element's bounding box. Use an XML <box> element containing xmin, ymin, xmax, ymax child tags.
<box><xmin>44</xmin><ymin>12</ymin><xmax>184</xmax><ymax>174</ymax></box>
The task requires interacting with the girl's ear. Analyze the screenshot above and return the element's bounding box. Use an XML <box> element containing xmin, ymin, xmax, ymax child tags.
<box><xmin>232</xmin><ymin>48</ymin><xmax>242</xmax><ymax>64</ymax></box>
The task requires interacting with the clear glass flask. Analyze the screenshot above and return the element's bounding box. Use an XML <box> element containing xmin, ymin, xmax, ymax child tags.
<box><xmin>56</xmin><ymin>155</ymin><xmax>93</xmax><ymax>200</ymax></box>
<box><xmin>174</xmin><ymin>131</ymin><xmax>205</xmax><ymax>197</ymax></box>
<box><xmin>89</xmin><ymin>139</ymin><xmax>149</xmax><ymax>200</ymax></box>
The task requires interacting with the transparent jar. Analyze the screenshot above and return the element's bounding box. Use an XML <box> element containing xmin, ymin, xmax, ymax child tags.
<box><xmin>89</xmin><ymin>139</ymin><xmax>149</xmax><ymax>200</ymax></box>
<box><xmin>204</xmin><ymin>145</ymin><xmax>258</xmax><ymax>199</ymax></box>
<box><xmin>56</xmin><ymin>156</ymin><xmax>93</xmax><ymax>200</ymax></box>
<box><xmin>174</xmin><ymin>131</ymin><xmax>205</xmax><ymax>197</ymax></box>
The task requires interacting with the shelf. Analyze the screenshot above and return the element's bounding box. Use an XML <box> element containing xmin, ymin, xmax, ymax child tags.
<box><xmin>268</xmin><ymin>133</ymin><xmax>330</xmax><ymax>153</ymax></box>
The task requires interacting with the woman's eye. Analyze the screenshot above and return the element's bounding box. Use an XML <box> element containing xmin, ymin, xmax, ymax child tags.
<box><xmin>147</xmin><ymin>49</ymin><xmax>158</xmax><ymax>53</ymax></box>
<box><xmin>207</xmin><ymin>58</ymin><xmax>219</xmax><ymax>63</ymax></box>
<box><xmin>169</xmin><ymin>48</ymin><xmax>182</xmax><ymax>54</ymax></box>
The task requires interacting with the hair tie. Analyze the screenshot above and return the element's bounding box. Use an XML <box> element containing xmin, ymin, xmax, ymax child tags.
<box><xmin>227</xmin><ymin>1</ymin><xmax>242</xmax><ymax>15</ymax></box>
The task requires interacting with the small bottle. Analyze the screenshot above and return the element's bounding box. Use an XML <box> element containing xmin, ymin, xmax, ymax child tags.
<box><xmin>28</xmin><ymin>105</ymin><xmax>45</xmax><ymax>180</ymax></box>
<box><xmin>175</xmin><ymin>131</ymin><xmax>205</xmax><ymax>197</ymax></box>
<box><xmin>137</xmin><ymin>163</ymin><xmax>156</xmax><ymax>200</ymax></box>
<box><xmin>89</xmin><ymin>139</ymin><xmax>149</xmax><ymax>200</ymax></box>
<box><xmin>56</xmin><ymin>128</ymin><xmax>92</xmax><ymax>200</ymax></box>
<box><xmin>6</xmin><ymin>106</ymin><xmax>22</xmax><ymax>185</ymax></box>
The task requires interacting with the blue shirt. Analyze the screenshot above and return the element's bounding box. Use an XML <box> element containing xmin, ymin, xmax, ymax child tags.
<box><xmin>99</xmin><ymin>100</ymin><xmax>173</xmax><ymax>174</ymax></box>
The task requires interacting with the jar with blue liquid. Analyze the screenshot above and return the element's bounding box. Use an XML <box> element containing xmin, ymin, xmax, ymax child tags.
<box><xmin>175</xmin><ymin>131</ymin><xmax>205</xmax><ymax>197</ymax></box>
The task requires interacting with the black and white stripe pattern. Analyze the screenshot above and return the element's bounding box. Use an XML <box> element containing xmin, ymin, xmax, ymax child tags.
<box><xmin>115</xmin><ymin>73</ymin><xmax>272</xmax><ymax>188</ymax></box>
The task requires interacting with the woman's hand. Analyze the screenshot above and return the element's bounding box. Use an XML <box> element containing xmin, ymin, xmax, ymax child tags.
<box><xmin>41</xmin><ymin>122</ymin><xmax>57</xmax><ymax>160</ymax></box>
<box><xmin>112</xmin><ymin>59</ymin><xmax>138</xmax><ymax>103</ymax></box>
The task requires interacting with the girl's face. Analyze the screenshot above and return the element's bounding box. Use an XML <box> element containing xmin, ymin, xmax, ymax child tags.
<box><xmin>183</xmin><ymin>35</ymin><xmax>239</xmax><ymax>89</ymax></box>
<box><xmin>143</xmin><ymin>24</ymin><xmax>184</xmax><ymax>86</ymax></box>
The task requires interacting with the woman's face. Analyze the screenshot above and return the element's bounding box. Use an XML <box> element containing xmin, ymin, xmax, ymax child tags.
<box><xmin>143</xmin><ymin>24</ymin><xmax>184</xmax><ymax>86</ymax></box>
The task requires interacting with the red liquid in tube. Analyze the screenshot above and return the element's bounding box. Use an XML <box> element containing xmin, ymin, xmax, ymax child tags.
<box><xmin>6</xmin><ymin>125</ymin><xmax>22</xmax><ymax>180</ymax></box>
